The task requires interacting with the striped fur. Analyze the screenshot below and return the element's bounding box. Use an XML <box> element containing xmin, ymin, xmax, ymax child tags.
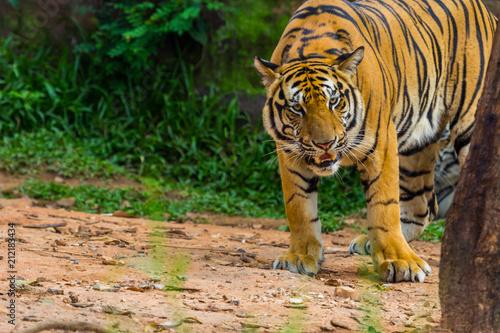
<box><xmin>434</xmin><ymin>126</ymin><xmax>461</xmax><ymax>219</ymax></box>
<box><xmin>254</xmin><ymin>0</ymin><xmax>496</xmax><ymax>282</ymax></box>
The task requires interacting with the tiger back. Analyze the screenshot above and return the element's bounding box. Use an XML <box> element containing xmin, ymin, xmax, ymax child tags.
<box><xmin>254</xmin><ymin>0</ymin><xmax>496</xmax><ymax>282</ymax></box>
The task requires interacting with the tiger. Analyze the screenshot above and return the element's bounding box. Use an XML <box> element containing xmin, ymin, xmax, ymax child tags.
<box><xmin>434</xmin><ymin>126</ymin><xmax>461</xmax><ymax>219</ymax></box>
<box><xmin>254</xmin><ymin>0</ymin><xmax>496</xmax><ymax>282</ymax></box>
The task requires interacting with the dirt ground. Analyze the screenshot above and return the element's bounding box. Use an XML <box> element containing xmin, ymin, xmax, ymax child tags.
<box><xmin>0</xmin><ymin>197</ymin><xmax>442</xmax><ymax>333</ymax></box>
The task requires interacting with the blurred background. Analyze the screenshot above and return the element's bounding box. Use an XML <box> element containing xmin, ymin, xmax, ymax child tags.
<box><xmin>0</xmin><ymin>0</ymin><xmax>497</xmax><ymax>233</ymax></box>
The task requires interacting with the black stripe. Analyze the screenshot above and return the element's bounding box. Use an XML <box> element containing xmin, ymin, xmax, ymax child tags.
<box><xmin>370</xmin><ymin>198</ymin><xmax>399</xmax><ymax>206</ymax></box>
<box><xmin>287</xmin><ymin>192</ymin><xmax>309</xmax><ymax>204</ymax></box>
<box><xmin>368</xmin><ymin>226</ymin><xmax>389</xmax><ymax>232</ymax></box>
<box><xmin>400</xmin><ymin>184</ymin><xmax>434</xmax><ymax>201</ymax></box>
<box><xmin>400</xmin><ymin>218</ymin><xmax>424</xmax><ymax>227</ymax></box>
<box><xmin>399</xmin><ymin>166</ymin><xmax>431</xmax><ymax>178</ymax></box>
<box><xmin>288</xmin><ymin>169</ymin><xmax>319</xmax><ymax>193</ymax></box>
<box><xmin>453</xmin><ymin>122</ymin><xmax>474</xmax><ymax>155</ymax></box>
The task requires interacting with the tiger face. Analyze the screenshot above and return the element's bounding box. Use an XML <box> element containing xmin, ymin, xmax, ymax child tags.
<box><xmin>254</xmin><ymin>47</ymin><xmax>365</xmax><ymax>176</ymax></box>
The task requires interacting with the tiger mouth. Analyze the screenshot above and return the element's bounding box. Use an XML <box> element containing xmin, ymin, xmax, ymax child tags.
<box><xmin>310</xmin><ymin>153</ymin><xmax>341</xmax><ymax>168</ymax></box>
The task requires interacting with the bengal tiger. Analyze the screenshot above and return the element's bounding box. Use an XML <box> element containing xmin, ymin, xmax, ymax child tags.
<box><xmin>254</xmin><ymin>0</ymin><xmax>496</xmax><ymax>282</ymax></box>
<box><xmin>434</xmin><ymin>126</ymin><xmax>461</xmax><ymax>219</ymax></box>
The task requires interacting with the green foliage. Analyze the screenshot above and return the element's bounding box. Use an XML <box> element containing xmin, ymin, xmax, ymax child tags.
<box><xmin>0</xmin><ymin>0</ymin><xmax>367</xmax><ymax>223</ymax></box>
<box><xmin>6</xmin><ymin>180</ymin><xmax>145</xmax><ymax>215</ymax></box>
<box><xmin>7</xmin><ymin>0</ymin><xmax>18</xmax><ymax>10</ymax></box>
<box><xmin>418</xmin><ymin>219</ymin><xmax>446</xmax><ymax>242</ymax></box>
<box><xmin>0</xmin><ymin>129</ymin><xmax>125</xmax><ymax>178</ymax></box>
<box><xmin>204</xmin><ymin>0</ymin><xmax>294</xmax><ymax>92</ymax></box>
<box><xmin>76</xmin><ymin>0</ymin><xmax>230</xmax><ymax>70</ymax></box>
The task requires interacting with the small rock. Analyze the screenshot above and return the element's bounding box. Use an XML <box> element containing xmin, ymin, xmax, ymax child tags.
<box><xmin>153</xmin><ymin>284</ymin><xmax>164</xmax><ymax>290</ymax></box>
<box><xmin>331</xmin><ymin>318</ymin><xmax>357</xmax><ymax>331</ymax></box>
<box><xmin>56</xmin><ymin>197</ymin><xmax>76</xmax><ymax>208</ymax></box>
<box><xmin>54</xmin><ymin>176</ymin><xmax>65</xmax><ymax>184</ymax></box>
<box><xmin>177</xmin><ymin>275</ymin><xmax>188</xmax><ymax>281</ymax></box>
<box><xmin>231</xmin><ymin>299</ymin><xmax>240</xmax><ymax>306</ymax></box>
<box><xmin>55</xmin><ymin>239</ymin><xmax>67</xmax><ymax>246</ymax></box>
<box><xmin>47</xmin><ymin>289</ymin><xmax>64</xmax><ymax>295</ymax></box>
<box><xmin>77</xmin><ymin>225</ymin><xmax>91</xmax><ymax>234</ymax></box>
<box><xmin>289</xmin><ymin>298</ymin><xmax>303</xmax><ymax>304</ymax></box>
<box><xmin>138</xmin><ymin>281</ymin><xmax>151</xmax><ymax>289</ymax></box>
<box><xmin>102</xmin><ymin>257</ymin><xmax>123</xmax><ymax>265</ymax></box>
<box><xmin>334</xmin><ymin>286</ymin><xmax>359</xmax><ymax>300</ymax></box>
<box><xmin>325</xmin><ymin>279</ymin><xmax>342</xmax><ymax>287</ymax></box>
<box><xmin>112</xmin><ymin>210</ymin><xmax>135</xmax><ymax>218</ymax></box>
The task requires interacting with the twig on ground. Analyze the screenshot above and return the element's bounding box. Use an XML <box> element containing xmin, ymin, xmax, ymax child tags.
<box><xmin>22</xmin><ymin>223</ymin><xmax>67</xmax><ymax>229</ymax></box>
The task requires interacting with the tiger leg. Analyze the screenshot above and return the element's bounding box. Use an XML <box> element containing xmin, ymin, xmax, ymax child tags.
<box><xmin>349</xmin><ymin>122</ymin><xmax>431</xmax><ymax>282</ymax></box>
<box><xmin>273</xmin><ymin>148</ymin><xmax>324</xmax><ymax>276</ymax></box>
<box><xmin>398</xmin><ymin>142</ymin><xmax>439</xmax><ymax>242</ymax></box>
<box><xmin>450</xmin><ymin>116</ymin><xmax>474</xmax><ymax>169</ymax></box>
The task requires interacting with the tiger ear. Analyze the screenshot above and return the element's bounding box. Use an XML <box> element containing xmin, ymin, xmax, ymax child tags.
<box><xmin>253</xmin><ymin>55</ymin><xmax>280</xmax><ymax>89</ymax></box>
<box><xmin>335</xmin><ymin>46</ymin><xmax>364</xmax><ymax>78</ymax></box>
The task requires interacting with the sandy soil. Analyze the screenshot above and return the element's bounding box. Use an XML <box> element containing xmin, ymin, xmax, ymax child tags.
<box><xmin>0</xmin><ymin>198</ymin><xmax>442</xmax><ymax>333</ymax></box>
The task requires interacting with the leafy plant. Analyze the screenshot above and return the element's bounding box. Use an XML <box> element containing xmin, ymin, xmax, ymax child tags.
<box><xmin>418</xmin><ymin>219</ymin><xmax>446</xmax><ymax>242</ymax></box>
<box><xmin>76</xmin><ymin>0</ymin><xmax>230</xmax><ymax>71</ymax></box>
<box><xmin>0</xmin><ymin>0</ymin><xmax>367</xmax><ymax>223</ymax></box>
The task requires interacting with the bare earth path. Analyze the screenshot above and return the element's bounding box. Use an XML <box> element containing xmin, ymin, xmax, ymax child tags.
<box><xmin>0</xmin><ymin>199</ymin><xmax>441</xmax><ymax>332</ymax></box>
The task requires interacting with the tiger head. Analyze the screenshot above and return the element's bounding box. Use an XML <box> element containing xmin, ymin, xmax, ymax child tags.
<box><xmin>254</xmin><ymin>47</ymin><xmax>365</xmax><ymax>176</ymax></box>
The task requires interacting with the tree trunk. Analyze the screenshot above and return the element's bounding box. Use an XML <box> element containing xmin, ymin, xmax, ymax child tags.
<box><xmin>439</xmin><ymin>18</ymin><xmax>500</xmax><ymax>333</ymax></box>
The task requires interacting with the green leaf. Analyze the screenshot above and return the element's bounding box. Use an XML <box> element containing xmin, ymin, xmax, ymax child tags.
<box><xmin>8</xmin><ymin>0</ymin><xmax>18</xmax><ymax>10</ymax></box>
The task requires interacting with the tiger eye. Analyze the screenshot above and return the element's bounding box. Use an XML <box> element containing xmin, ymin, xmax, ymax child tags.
<box><xmin>292</xmin><ymin>104</ymin><xmax>302</xmax><ymax>111</ymax></box>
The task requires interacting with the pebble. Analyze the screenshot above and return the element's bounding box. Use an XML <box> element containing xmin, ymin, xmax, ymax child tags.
<box><xmin>47</xmin><ymin>289</ymin><xmax>64</xmax><ymax>295</ymax></box>
<box><xmin>289</xmin><ymin>298</ymin><xmax>303</xmax><ymax>304</ymax></box>
<box><xmin>334</xmin><ymin>286</ymin><xmax>359</xmax><ymax>300</ymax></box>
<box><xmin>325</xmin><ymin>279</ymin><xmax>342</xmax><ymax>287</ymax></box>
<box><xmin>138</xmin><ymin>281</ymin><xmax>150</xmax><ymax>289</ymax></box>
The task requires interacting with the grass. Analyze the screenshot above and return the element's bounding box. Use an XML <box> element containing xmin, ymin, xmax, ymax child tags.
<box><xmin>0</xmin><ymin>121</ymin><xmax>367</xmax><ymax>232</ymax></box>
<box><xmin>0</xmin><ymin>127</ymin><xmax>446</xmax><ymax>242</ymax></box>
<box><xmin>418</xmin><ymin>219</ymin><xmax>446</xmax><ymax>242</ymax></box>
<box><xmin>0</xmin><ymin>129</ymin><xmax>127</xmax><ymax>178</ymax></box>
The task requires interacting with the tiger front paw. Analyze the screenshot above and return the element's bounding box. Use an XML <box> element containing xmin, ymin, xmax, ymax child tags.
<box><xmin>273</xmin><ymin>253</ymin><xmax>320</xmax><ymax>276</ymax></box>
<box><xmin>371</xmin><ymin>241</ymin><xmax>431</xmax><ymax>283</ymax></box>
<box><xmin>348</xmin><ymin>235</ymin><xmax>371</xmax><ymax>255</ymax></box>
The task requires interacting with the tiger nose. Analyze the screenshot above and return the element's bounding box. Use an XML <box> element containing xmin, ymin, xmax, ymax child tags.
<box><xmin>314</xmin><ymin>139</ymin><xmax>336</xmax><ymax>150</ymax></box>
